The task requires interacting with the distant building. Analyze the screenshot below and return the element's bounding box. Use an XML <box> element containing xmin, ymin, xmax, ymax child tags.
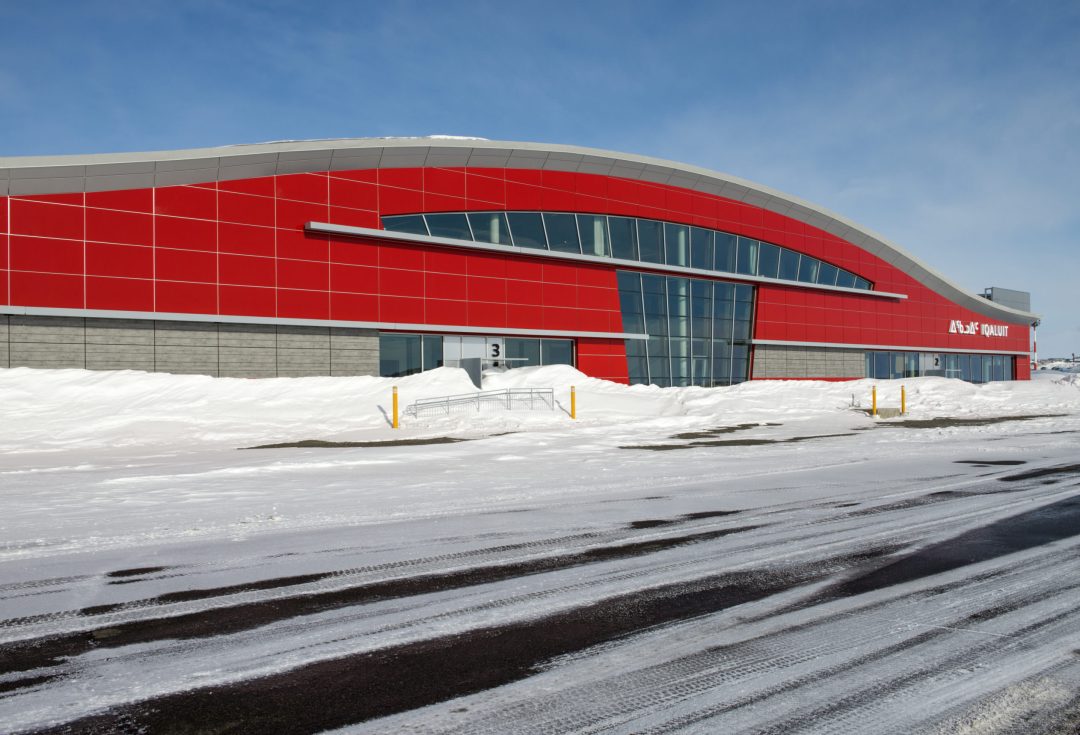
<box><xmin>0</xmin><ymin>139</ymin><xmax>1038</xmax><ymax>383</ymax></box>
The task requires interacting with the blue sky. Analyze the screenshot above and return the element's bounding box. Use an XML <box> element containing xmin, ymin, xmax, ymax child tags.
<box><xmin>2</xmin><ymin>1</ymin><xmax>1077</xmax><ymax>356</ymax></box>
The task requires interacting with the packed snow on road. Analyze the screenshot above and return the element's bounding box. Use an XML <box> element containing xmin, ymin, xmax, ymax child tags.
<box><xmin>1</xmin><ymin>366</ymin><xmax>1079</xmax><ymax>734</ymax></box>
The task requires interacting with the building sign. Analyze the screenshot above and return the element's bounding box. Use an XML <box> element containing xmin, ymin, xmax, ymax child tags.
<box><xmin>949</xmin><ymin>320</ymin><xmax>1009</xmax><ymax>337</ymax></box>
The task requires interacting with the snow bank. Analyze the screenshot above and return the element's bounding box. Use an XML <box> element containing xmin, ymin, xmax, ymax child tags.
<box><xmin>1</xmin><ymin>366</ymin><xmax>1078</xmax><ymax>454</ymax></box>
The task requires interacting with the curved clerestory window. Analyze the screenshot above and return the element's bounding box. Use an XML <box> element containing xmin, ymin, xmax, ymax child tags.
<box><xmin>383</xmin><ymin>211</ymin><xmax>872</xmax><ymax>290</ymax></box>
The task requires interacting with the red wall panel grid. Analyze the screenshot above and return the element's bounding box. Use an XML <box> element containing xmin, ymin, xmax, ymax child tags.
<box><xmin>0</xmin><ymin>167</ymin><xmax>1031</xmax><ymax>381</ymax></box>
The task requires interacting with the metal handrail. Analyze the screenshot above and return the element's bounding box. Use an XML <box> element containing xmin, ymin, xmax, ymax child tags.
<box><xmin>405</xmin><ymin>388</ymin><xmax>555</xmax><ymax>417</ymax></box>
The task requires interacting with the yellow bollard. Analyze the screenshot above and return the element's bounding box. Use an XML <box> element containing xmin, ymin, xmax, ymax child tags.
<box><xmin>392</xmin><ymin>386</ymin><xmax>399</xmax><ymax>429</ymax></box>
<box><xmin>901</xmin><ymin>385</ymin><xmax>906</xmax><ymax>415</ymax></box>
<box><xmin>871</xmin><ymin>385</ymin><xmax>877</xmax><ymax>417</ymax></box>
<box><xmin>570</xmin><ymin>385</ymin><xmax>577</xmax><ymax>420</ymax></box>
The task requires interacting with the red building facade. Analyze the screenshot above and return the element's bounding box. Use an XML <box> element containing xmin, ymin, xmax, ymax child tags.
<box><xmin>0</xmin><ymin>139</ymin><xmax>1035</xmax><ymax>383</ymax></box>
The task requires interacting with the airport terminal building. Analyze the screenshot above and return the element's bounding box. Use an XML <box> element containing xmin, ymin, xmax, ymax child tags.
<box><xmin>0</xmin><ymin>138</ymin><xmax>1037</xmax><ymax>385</ymax></box>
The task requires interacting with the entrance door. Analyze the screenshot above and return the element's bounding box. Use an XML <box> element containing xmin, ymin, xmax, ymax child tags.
<box><xmin>444</xmin><ymin>336</ymin><xmax>503</xmax><ymax>387</ymax></box>
<box><xmin>442</xmin><ymin>336</ymin><xmax>504</xmax><ymax>365</ymax></box>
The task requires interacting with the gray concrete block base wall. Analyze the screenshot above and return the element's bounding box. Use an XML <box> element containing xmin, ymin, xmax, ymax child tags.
<box><xmin>2</xmin><ymin>314</ymin><xmax>871</xmax><ymax>382</ymax></box>
<box><xmin>753</xmin><ymin>344</ymin><xmax>865</xmax><ymax>379</ymax></box>
<box><xmin>0</xmin><ymin>315</ymin><xmax>379</xmax><ymax>378</ymax></box>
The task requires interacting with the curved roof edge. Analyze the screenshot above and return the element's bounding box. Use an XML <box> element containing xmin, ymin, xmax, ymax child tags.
<box><xmin>0</xmin><ymin>137</ymin><xmax>1038</xmax><ymax>325</ymax></box>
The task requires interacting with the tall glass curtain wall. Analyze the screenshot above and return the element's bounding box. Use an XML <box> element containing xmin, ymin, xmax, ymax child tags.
<box><xmin>864</xmin><ymin>351</ymin><xmax>1014</xmax><ymax>383</ymax></box>
<box><xmin>379</xmin><ymin>334</ymin><xmax>574</xmax><ymax>377</ymax></box>
<box><xmin>618</xmin><ymin>271</ymin><xmax>753</xmax><ymax>387</ymax></box>
<box><xmin>383</xmin><ymin>212</ymin><xmax>872</xmax><ymax>291</ymax></box>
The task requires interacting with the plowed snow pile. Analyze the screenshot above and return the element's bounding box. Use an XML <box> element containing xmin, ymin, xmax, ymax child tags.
<box><xmin>0</xmin><ymin>366</ymin><xmax>1077</xmax><ymax>453</ymax></box>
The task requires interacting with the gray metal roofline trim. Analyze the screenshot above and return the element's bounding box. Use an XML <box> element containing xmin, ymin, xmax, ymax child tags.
<box><xmin>0</xmin><ymin>136</ymin><xmax>1037</xmax><ymax>324</ymax></box>
<box><xmin>0</xmin><ymin>306</ymin><xmax>645</xmax><ymax>341</ymax></box>
<box><xmin>306</xmin><ymin>222</ymin><xmax>908</xmax><ymax>300</ymax></box>
<box><xmin>752</xmin><ymin>338</ymin><xmax>1031</xmax><ymax>357</ymax></box>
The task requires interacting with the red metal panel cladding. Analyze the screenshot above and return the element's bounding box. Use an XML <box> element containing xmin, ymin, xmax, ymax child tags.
<box><xmin>0</xmin><ymin>167</ymin><xmax>1032</xmax><ymax>383</ymax></box>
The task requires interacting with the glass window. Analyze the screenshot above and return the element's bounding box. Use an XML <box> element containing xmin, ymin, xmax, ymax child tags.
<box><xmin>642</xmin><ymin>274</ymin><xmax>668</xmax><ymax>336</ymax></box>
<box><xmin>714</xmin><ymin>233</ymin><xmax>737</xmax><ymax>272</ymax></box>
<box><xmin>712</xmin><ymin>341</ymin><xmax>732</xmax><ymax>386</ymax></box>
<box><xmin>945</xmin><ymin>353</ymin><xmax>960</xmax><ymax>379</ymax></box>
<box><xmin>637</xmin><ymin>219</ymin><xmax>664</xmax><ymax>263</ymax></box>
<box><xmin>970</xmin><ymin>355</ymin><xmax>984</xmax><ymax>383</ymax></box>
<box><xmin>905</xmin><ymin>353</ymin><xmax>920</xmax><ymax>378</ymax></box>
<box><xmin>424</xmin><ymin>213</ymin><xmax>473</xmax><ymax>240</ymax></box>
<box><xmin>667</xmin><ymin>277</ymin><xmax>689</xmax><ymax>339</ymax></box>
<box><xmin>757</xmin><ymin>243</ymin><xmax>780</xmax><ymax>279</ymax></box>
<box><xmin>422</xmin><ymin>335</ymin><xmax>443</xmax><ymax>371</ymax></box>
<box><xmin>506</xmin><ymin>212</ymin><xmax>547</xmax><ymax>248</ymax></box>
<box><xmin>609</xmin><ymin>216</ymin><xmax>638</xmax><ymax>260</ymax></box>
<box><xmin>874</xmin><ymin>352</ymin><xmax>889</xmax><ymax>379</ymax></box>
<box><xmin>670</xmin><ymin>336</ymin><xmax>691</xmax><ymax>386</ymax></box>
<box><xmin>626</xmin><ymin>339</ymin><xmax>649</xmax><ymax>385</ymax></box>
<box><xmin>617</xmin><ymin>270</ymin><xmax>642</xmax><ymax>292</ymax></box>
<box><xmin>690</xmin><ymin>279</ymin><xmax>712</xmax><ymax>342</ymax></box>
<box><xmin>506</xmin><ymin>338</ymin><xmax>540</xmax><ymax>367</ymax></box>
<box><xmin>617</xmin><ymin>271</ymin><xmax>645</xmax><ymax>334</ymax></box>
<box><xmin>468</xmin><ymin>212</ymin><xmax>511</xmax><ymax>245</ymax></box>
<box><xmin>817</xmin><ymin>262</ymin><xmax>840</xmax><ymax>287</ymax></box>
<box><xmin>1004</xmin><ymin>357</ymin><xmax>1013</xmax><ymax>381</ymax></box>
<box><xmin>714</xmin><ymin>281</ymin><xmax>735</xmax><ymax>305</ymax></box>
<box><xmin>544</xmin><ymin>213</ymin><xmax>581</xmax><ymax>253</ymax></box>
<box><xmin>733</xmin><ymin>302</ymin><xmax>752</xmax><ymax>341</ymax></box>
<box><xmin>664</xmin><ymin>223</ymin><xmax>689</xmax><ymax>267</ymax></box>
<box><xmin>835</xmin><ymin>270</ymin><xmax>857</xmax><ymax>289</ymax></box>
<box><xmin>960</xmin><ymin>354</ymin><xmax>972</xmax><ymax>382</ymax></box>
<box><xmin>778</xmin><ymin>249</ymin><xmax>800</xmax><ymax>280</ymax></box>
<box><xmin>380</xmin><ymin>334</ymin><xmax>422</xmax><ymax>377</ymax></box>
<box><xmin>797</xmin><ymin>256</ymin><xmax>820</xmax><ymax>283</ymax></box>
<box><xmin>736</xmin><ymin>237</ymin><xmax>758</xmax><ymax>275</ymax></box>
<box><xmin>853</xmin><ymin>276</ymin><xmax>872</xmax><ymax>290</ymax></box>
<box><xmin>647</xmin><ymin>335</ymin><xmax>671</xmax><ymax>386</ymax></box>
<box><xmin>690</xmin><ymin>228</ymin><xmax>713</xmax><ymax>270</ymax></box>
<box><xmin>890</xmin><ymin>352</ymin><xmax>904</xmax><ymax>380</ymax></box>
<box><xmin>992</xmin><ymin>355</ymin><xmax>1004</xmax><ymax>382</ymax></box>
<box><xmin>382</xmin><ymin>215</ymin><xmax>429</xmax><ymax>236</ymax></box>
<box><xmin>577</xmin><ymin>214</ymin><xmax>609</xmax><ymax>256</ymax></box>
<box><xmin>731</xmin><ymin>345</ymin><xmax>750</xmax><ymax>384</ymax></box>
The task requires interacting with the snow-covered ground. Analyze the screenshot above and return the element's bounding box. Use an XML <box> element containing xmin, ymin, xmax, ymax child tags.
<box><xmin>1</xmin><ymin>366</ymin><xmax>1079</xmax><ymax>733</ymax></box>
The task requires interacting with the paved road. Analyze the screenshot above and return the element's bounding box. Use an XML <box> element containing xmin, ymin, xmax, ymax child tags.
<box><xmin>2</xmin><ymin>425</ymin><xmax>1079</xmax><ymax>734</ymax></box>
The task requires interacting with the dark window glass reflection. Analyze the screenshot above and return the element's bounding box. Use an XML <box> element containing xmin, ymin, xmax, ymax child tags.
<box><xmin>422</xmin><ymin>335</ymin><xmax>443</xmax><ymax>371</ymax></box>
<box><xmin>690</xmin><ymin>228</ymin><xmax>713</xmax><ymax>270</ymax></box>
<box><xmin>544</xmin><ymin>213</ymin><xmax>581</xmax><ymax>253</ymax></box>
<box><xmin>664</xmin><ymin>223</ymin><xmax>689</xmax><ymax>267</ymax></box>
<box><xmin>379</xmin><ymin>334</ymin><xmax>422</xmax><ymax>377</ymax></box>
<box><xmin>382</xmin><ymin>215</ymin><xmax>429</xmax><ymax>236</ymax></box>
<box><xmin>637</xmin><ymin>220</ymin><xmax>664</xmax><ymax>263</ymax></box>
<box><xmin>468</xmin><ymin>212</ymin><xmax>512</xmax><ymax>245</ymax></box>
<box><xmin>778</xmin><ymin>249</ymin><xmax>800</xmax><ymax>280</ymax></box>
<box><xmin>577</xmin><ymin>214</ymin><xmax>609</xmax><ymax>256</ymax></box>
<box><xmin>506</xmin><ymin>212</ymin><xmax>547</xmax><ymax>248</ymax></box>
<box><xmin>817</xmin><ymin>262</ymin><xmax>839</xmax><ymax>286</ymax></box>
<box><xmin>609</xmin><ymin>216</ymin><xmax>638</xmax><ymax>260</ymax></box>
<box><xmin>385</xmin><ymin>212</ymin><xmax>873</xmax><ymax>292</ymax></box>
<box><xmin>617</xmin><ymin>272</ymin><xmax>645</xmax><ymax>334</ymax></box>
<box><xmin>425</xmin><ymin>213</ymin><xmax>473</xmax><ymax>240</ymax></box>
<box><xmin>835</xmin><ymin>270</ymin><xmax>857</xmax><ymax>289</ymax></box>
<box><xmin>736</xmin><ymin>237</ymin><xmax>758</xmax><ymax>275</ymax></box>
<box><xmin>714</xmin><ymin>233</ymin><xmax>737</xmax><ymax>272</ymax></box>
<box><xmin>757</xmin><ymin>243</ymin><xmax>780</xmax><ymax>278</ymax></box>
<box><xmin>506</xmin><ymin>338</ymin><xmax>540</xmax><ymax>367</ymax></box>
<box><xmin>797</xmin><ymin>256</ymin><xmax>820</xmax><ymax>283</ymax></box>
